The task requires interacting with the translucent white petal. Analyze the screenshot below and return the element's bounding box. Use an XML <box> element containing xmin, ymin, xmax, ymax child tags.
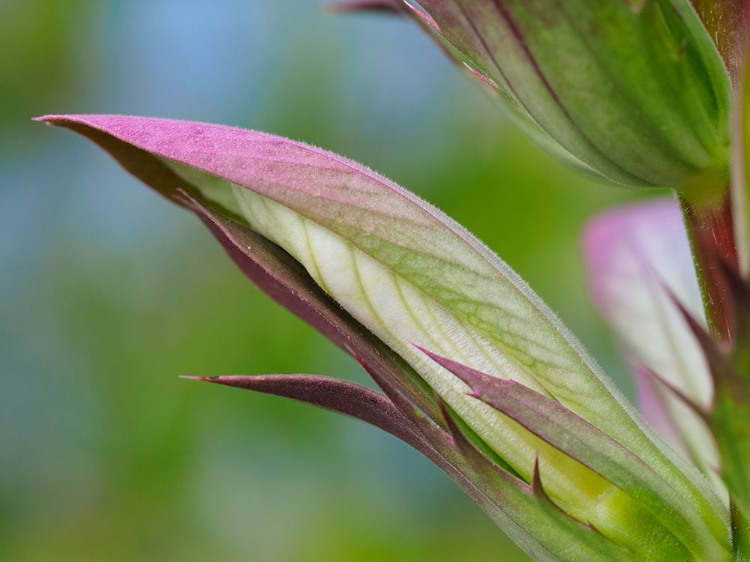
<box><xmin>584</xmin><ymin>198</ymin><xmax>722</xmax><ymax>491</ymax></box>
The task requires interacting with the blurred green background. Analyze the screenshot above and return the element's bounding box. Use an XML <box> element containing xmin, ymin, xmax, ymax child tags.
<box><xmin>1</xmin><ymin>1</ymin><xmax>653</xmax><ymax>560</ymax></box>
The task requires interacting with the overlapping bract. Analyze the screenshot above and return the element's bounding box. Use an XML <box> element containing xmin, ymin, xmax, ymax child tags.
<box><xmin>340</xmin><ymin>0</ymin><xmax>732</xmax><ymax>190</ymax></box>
<box><xmin>583</xmin><ymin>199</ymin><xmax>723</xmax><ymax>494</ymax></box>
<box><xmin>583</xmin><ymin>197</ymin><xmax>750</xmax><ymax>533</ymax></box>
<box><xmin>40</xmin><ymin>114</ymin><xmax>732</xmax><ymax>561</ymax></box>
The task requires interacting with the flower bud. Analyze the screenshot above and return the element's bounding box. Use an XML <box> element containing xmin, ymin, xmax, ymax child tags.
<box><xmin>402</xmin><ymin>0</ymin><xmax>732</xmax><ymax>188</ymax></box>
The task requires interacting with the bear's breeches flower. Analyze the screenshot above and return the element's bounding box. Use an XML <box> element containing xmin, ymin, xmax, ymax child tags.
<box><xmin>38</xmin><ymin>115</ymin><xmax>734</xmax><ymax>562</ymax></box>
<box><xmin>38</xmin><ymin>2</ymin><xmax>750</xmax><ymax>559</ymax></box>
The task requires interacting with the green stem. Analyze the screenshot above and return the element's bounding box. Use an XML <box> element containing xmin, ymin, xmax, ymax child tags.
<box><xmin>732</xmin><ymin>502</ymin><xmax>750</xmax><ymax>561</ymax></box>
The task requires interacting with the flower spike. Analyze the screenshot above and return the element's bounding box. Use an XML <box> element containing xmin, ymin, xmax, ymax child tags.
<box><xmin>40</xmin><ymin>115</ymin><xmax>733</xmax><ymax>561</ymax></box>
<box><xmin>37</xmin><ymin>1</ymin><xmax>750</xmax><ymax>557</ymax></box>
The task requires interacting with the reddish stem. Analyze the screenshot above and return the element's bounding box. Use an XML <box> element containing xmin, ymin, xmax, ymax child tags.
<box><xmin>681</xmin><ymin>192</ymin><xmax>739</xmax><ymax>342</ymax></box>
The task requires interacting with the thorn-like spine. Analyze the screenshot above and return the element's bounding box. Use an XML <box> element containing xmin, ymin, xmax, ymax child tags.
<box><xmin>639</xmin><ymin>364</ymin><xmax>711</xmax><ymax>422</ymax></box>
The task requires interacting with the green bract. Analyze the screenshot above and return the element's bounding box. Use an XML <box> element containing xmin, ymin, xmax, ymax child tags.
<box><xmin>397</xmin><ymin>0</ymin><xmax>732</xmax><ymax>189</ymax></box>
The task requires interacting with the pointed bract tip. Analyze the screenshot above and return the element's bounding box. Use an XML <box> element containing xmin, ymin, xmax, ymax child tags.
<box><xmin>531</xmin><ymin>457</ymin><xmax>546</xmax><ymax>496</ymax></box>
<box><xmin>325</xmin><ymin>1</ymin><xmax>402</xmax><ymax>15</ymax></box>
<box><xmin>404</xmin><ymin>2</ymin><xmax>438</xmax><ymax>31</ymax></box>
<box><xmin>33</xmin><ymin>115</ymin><xmax>57</xmax><ymax>125</ymax></box>
<box><xmin>638</xmin><ymin>365</ymin><xmax>711</xmax><ymax>421</ymax></box>
<box><xmin>416</xmin><ymin>345</ymin><xmax>491</xmax><ymax>396</ymax></box>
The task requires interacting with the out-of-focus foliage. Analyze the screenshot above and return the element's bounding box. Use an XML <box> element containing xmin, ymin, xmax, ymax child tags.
<box><xmin>1</xmin><ymin>1</ymin><xmax>643</xmax><ymax>560</ymax></box>
<box><xmin>0</xmin><ymin>0</ymin><xmax>93</xmax><ymax>143</ymax></box>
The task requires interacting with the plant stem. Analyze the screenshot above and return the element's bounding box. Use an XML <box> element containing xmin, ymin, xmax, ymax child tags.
<box><xmin>680</xmin><ymin>191</ymin><xmax>738</xmax><ymax>342</ymax></box>
<box><xmin>732</xmin><ymin>502</ymin><xmax>750</xmax><ymax>561</ymax></box>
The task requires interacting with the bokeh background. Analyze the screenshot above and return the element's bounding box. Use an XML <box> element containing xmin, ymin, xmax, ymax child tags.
<box><xmin>1</xmin><ymin>1</ymin><xmax>657</xmax><ymax>560</ymax></box>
